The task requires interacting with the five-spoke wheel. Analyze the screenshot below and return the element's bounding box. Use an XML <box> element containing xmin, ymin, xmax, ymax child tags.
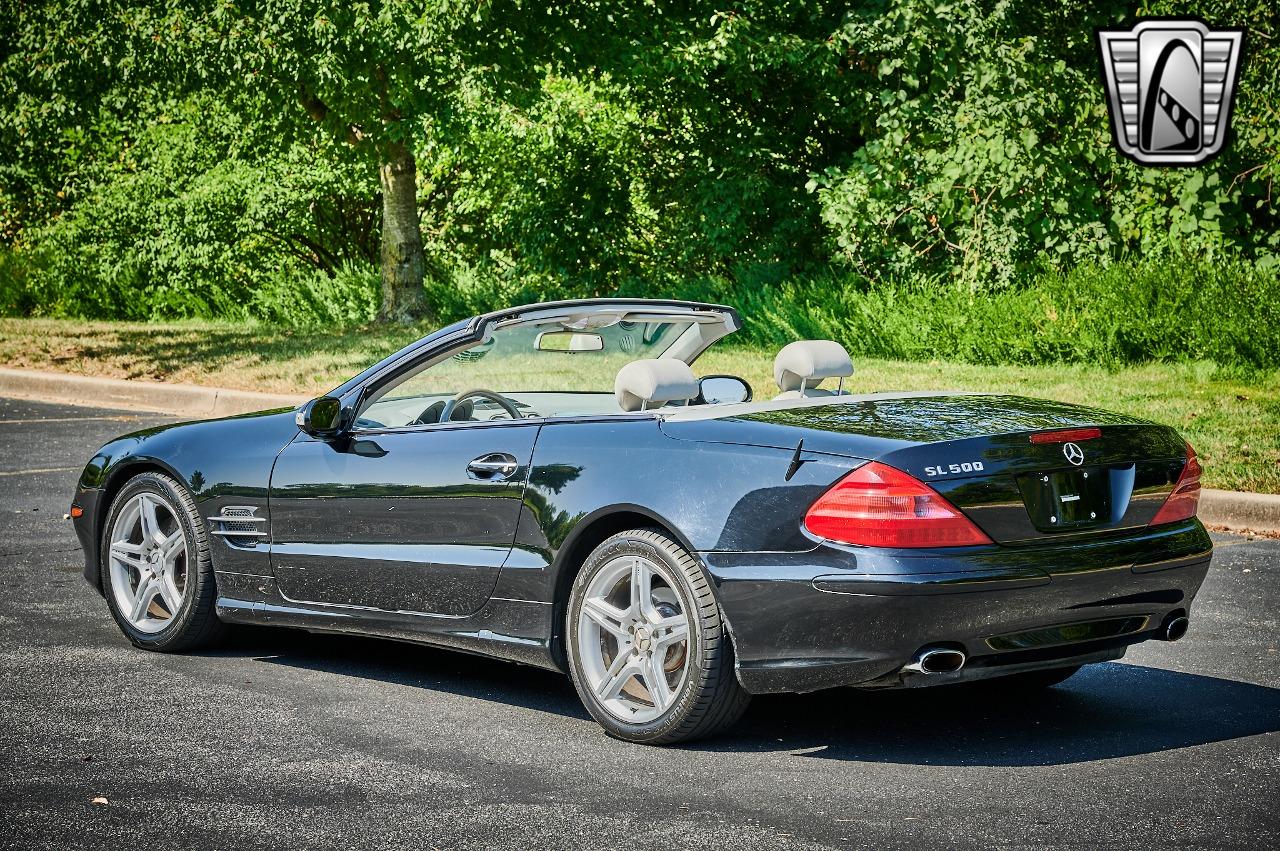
<box><xmin>101</xmin><ymin>471</ymin><xmax>224</xmax><ymax>651</ymax></box>
<box><xmin>567</xmin><ymin>528</ymin><xmax>749</xmax><ymax>744</ymax></box>
<box><xmin>107</xmin><ymin>492</ymin><xmax>189</xmax><ymax>633</ymax></box>
<box><xmin>576</xmin><ymin>554</ymin><xmax>692</xmax><ymax>723</ymax></box>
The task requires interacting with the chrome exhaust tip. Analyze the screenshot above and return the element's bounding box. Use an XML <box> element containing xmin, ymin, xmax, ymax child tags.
<box><xmin>903</xmin><ymin>647</ymin><xmax>967</xmax><ymax>675</ymax></box>
<box><xmin>1162</xmin><ymin>615</ymin><xmax>1189</xmax><ymax>642</ymax></box>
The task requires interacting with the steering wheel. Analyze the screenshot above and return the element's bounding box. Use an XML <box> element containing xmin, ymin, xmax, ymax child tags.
<box><xmin>438</xmin><ymin>389</ymin><xmax>522</xmax><ymax>424</ymax></box>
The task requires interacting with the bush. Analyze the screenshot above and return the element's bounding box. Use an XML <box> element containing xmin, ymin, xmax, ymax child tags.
<box><xmin>810</xmin><ymin>0</ymin><xmax>1280</xmax><ymax>286</ymax></box>
<box><xmin>673</xmin><ymin>260</ymin><xmax>1280</xmax><ymax>369</ymax></box>
<box><xmin>2</xmin><ymin>1</ymin><xmax>1277</xmax><ymax>363</ymax></box>
<box><xmin>5</xmin><ymin>243</ymin><xmax>1277</xmax><ymax>368</ymax></box>
<box><xmin>248</xmin><ymin>262</ymin><xmax>380</xmax><ymax>328</ymax></box>
<box><xmin>4</xmin><ymin>94</ymin><xmax>377</xmax><ymax>322</ymax></box>
<box><xmin>0</xmin><ymin>245</ymin><xmax>36</xmax><ymax>316</ymax></box>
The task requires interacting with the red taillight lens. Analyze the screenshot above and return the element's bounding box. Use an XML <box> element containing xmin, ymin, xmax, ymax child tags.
<box><xmin>1151</xmin><ymin>442</ymin><xmax>1202</xmax><ymax>526</ymax></box>
<box><xmin>1029</xmin><ymin>427</ymin><xmax>1102</xmax><ymax>444</ymax></box>
<box><xmin>803</xmin><ymin>462</ymin><xmax>993</xmax><ymax>548</ymax></box>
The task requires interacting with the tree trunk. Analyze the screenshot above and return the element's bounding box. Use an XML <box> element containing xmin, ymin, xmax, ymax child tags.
<box><xmin>376</xmin><ymin>141</ymin><xmax>428</xmax><ymax>323</ymax></box>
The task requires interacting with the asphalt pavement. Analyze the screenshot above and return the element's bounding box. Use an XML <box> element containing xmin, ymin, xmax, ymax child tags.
<box><xmin>1</xmin><ymin>397</ymin><xmax>1277</xmax><ymax>850</ymax></box>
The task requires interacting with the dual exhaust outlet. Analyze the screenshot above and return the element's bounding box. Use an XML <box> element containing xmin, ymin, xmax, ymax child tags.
<box><xmin>903</xmin><ymin>614</ymin><xmax>1190</xmax><ymax>677</ymax></box>
<box><xmin>902</xmin><ymin>647</ymin><xmax>967</xmax><ymax>676</ymax></box>
<box><xmin>1162</xmin><ymin>614</ymin><xmax>1189</xmax><ymax>642</ymax></box>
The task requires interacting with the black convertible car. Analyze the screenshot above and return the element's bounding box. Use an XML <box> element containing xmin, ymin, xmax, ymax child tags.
<box><xmin>71</xmin><ymin>299</ymin><xmax>1211</xmax><ymax>744</ymax></box>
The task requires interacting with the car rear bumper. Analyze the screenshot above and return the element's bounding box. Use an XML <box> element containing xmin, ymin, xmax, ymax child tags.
<box><xmin>701</xmin><ymin>520</ymin><xmax>1212</xmax><ymax>694</ymax></box>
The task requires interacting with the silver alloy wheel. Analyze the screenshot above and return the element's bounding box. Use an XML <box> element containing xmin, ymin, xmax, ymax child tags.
<box><xmin>107</xmin><ymin>492</ymin><xmax>189</xmax><ymax>634</ymax></box>
<box><xmin>576</xmin><ymin>554</ymin><xmax>692</xmax><ymax>723</ymax></box>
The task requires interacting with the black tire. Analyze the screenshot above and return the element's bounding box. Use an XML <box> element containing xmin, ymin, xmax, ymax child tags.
<box><xmin>99</xmin><ymin>471</ymin><xmax>225</xmax><ymax>652</ymax></box>
<box><xmin>981</xmin><ymin>664</ymin><xmax>1083</xmax><ymax>692</ymax></box>
<box><xmin>566</xmin><ymin>527</ymin><xmax>750</xmax><ymax>745</ymax></box>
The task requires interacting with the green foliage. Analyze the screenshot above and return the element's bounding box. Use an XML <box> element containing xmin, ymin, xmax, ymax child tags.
<box><xmin>0</xmin><ymin>244</ymin><xmax>35</xmax><ymax>316</ymax></box>
<box><xmin>0</xmin><ymin>0</ymin><xmax>160</xmax><ymax>236</ymax></box>
<box><xmin>615</xmin><ymin>2</ymin><xmax>856</xmax><ymax>278</ymax></box>
<box><xmin>7</xmin><ymin>93</ymin><xmax>376</xmax><ymax>321</ymax></box>
<box><xmin>1</xmin><ymin>1</ymin><xmax>1278</xmax><ymax>366</ymax></box>
<box><xmin>680</xmin><ymin>260</ymin><xmax>1280</xmax><ymax>369</ymax></box>
<box><xmin>249</xmin><ymin>262</ymin><xmax>381</xmax><ymax>328</ymax></box>
<box><xmin>427</xmin><ymin>74</ymin><xmax>646</xmax><ymax>291</ymax></box>
<box><xmin>810</xmin><ymin>0</ymin><xmax>1279</xmax><ymax>285</ymax></box>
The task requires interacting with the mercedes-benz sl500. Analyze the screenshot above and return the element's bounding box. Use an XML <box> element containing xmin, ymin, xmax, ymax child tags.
<box><xmin>71</xmin><ymin>299</ymin><xmax>1210</xmax><ymax>744</ymax></box>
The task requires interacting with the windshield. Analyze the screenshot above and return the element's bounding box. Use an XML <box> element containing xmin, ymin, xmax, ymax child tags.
<box><xmin>357</xmin><ymin>315</ymin><xmax>706</xmax><ymax>428</ymax></box>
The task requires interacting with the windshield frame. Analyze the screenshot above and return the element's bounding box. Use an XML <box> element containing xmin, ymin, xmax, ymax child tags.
<box><xmin>342</xmin><ymin>301</ymin><xmax>740</xmax><ymax>433</ymax></box>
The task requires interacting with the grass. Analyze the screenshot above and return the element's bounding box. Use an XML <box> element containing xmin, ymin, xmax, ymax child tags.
<box><xmin>2</xmin><ymin>317</ymin><xmax>1277</xmax><ymax>494</ymax></box>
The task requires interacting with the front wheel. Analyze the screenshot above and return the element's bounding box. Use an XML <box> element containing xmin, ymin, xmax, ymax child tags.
<box><xmin>566</xmin><ymin>528</ymin><xmax>750</xmax><ymax>745</ymax></box>
<box><xmin>100</xmin><ymin>471</ymin><xmax>225</xmax><ymax>651</ymax></box>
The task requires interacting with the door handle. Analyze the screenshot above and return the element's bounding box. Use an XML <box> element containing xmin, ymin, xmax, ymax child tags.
<box><xmin>467</xmin><ymin>453</ymin><xmax>520</xmax><ymax>479</ymax></box>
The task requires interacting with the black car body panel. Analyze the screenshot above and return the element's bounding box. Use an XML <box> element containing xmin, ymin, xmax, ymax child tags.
<box><xmin>269</xmin><ymin>424</ymin><xmax>542</xmax><ymax>616</ymax></box>
<box><xmin>706</xmin><ymin>520</ymin><xmax>1210</xmax><ymax>693</ymax></box>
<box><xmin>72</xmin><ymin>408</ymin><xmax>300</xmax><ymax>592</ymax></box>
<box><xmin>71</xmin><ymin>300</ymin><xmax>1211</xmax><ymax>696</ymax></box>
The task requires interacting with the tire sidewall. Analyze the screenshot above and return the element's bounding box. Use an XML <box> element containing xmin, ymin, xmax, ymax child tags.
<box><xmin>100</xmin><ymin>472</ymin><xmax>208</xmax><ymax>650</ymax></box>
<box><xmin>567</xmin><ymin>532</ymin><xmax>710</xmax><ymax>743</ymax></box>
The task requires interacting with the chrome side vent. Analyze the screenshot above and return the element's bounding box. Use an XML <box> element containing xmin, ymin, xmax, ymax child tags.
<box><xmin>208</xmin><ymin>505</ymin><xmax>267</xmax><ymax>546</ymax></box>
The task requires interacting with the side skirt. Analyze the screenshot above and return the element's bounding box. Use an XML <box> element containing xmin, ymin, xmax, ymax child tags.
<box><xmin>214</xmin><ymin>570</ymin><xmax>559</xmax><ymax>672</ymax></box>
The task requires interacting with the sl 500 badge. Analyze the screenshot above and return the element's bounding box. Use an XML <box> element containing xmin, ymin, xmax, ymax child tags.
<box><xmin>924</xmin><ymin>461</ymin><xmax>985</xmax><ymax>477</ymax></box>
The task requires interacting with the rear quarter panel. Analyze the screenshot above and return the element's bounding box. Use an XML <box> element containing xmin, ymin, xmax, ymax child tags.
<box><xmin>491</xmin><ymin>417</ymin><xmax>856</xmax><ymax>603</ymax></box>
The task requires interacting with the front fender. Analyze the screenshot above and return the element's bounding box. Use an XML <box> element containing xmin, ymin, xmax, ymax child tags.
<box><xmin>72</xmin><ymin>408</ymin><xmax>299</xmax><ymax>593</ymax></box>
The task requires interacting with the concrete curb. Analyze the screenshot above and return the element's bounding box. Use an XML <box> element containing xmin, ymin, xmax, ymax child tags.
<box><xmin>0</xmin><ymin>367</ymin><xmax>306</xmax><ymax>418</ymax></box>
<box><xmin>2</xmin><ymin>366</ymin><xmax>1277</xmax><ymax>533</ymax></box>
<box><xmin>1200</xmin><ymin>489</ymin><xmax>1280</xmax><ymax>535</ymax></box>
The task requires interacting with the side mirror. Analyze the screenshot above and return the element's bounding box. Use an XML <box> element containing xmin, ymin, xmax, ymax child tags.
<box><xmin>697</xmin><ymin>375</ymin><xmax>752</xmax><ymax>405</ymax></box>
<box><xmin>296</xmin><ymin>396</ymin><xmax>349</xmax><ymax>437</ymax></box>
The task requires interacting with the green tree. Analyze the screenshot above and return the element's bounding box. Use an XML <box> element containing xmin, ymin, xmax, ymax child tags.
<box><xmin>0</xmin><ymin>0</ymin><xmax>536</xmax><ymax>322</ymax></box>
<box><xmin>4</xmin><ymin>0</ymin><xmax>1277</xmax><ymax>324</ymax></box>
<box><xmin>0</xmin><ymin>0</ymin><xmax>148</xmax><ymax>239</ymax></box>
<box><xmin>809</xmin><ymin>0</ymin><xmax>1279</xmax><ymax>285</ymax></box>
<box><xmin>186</xmin><ymin>1</ymin><xmax>497</xmax><ymax>323</ymax></box>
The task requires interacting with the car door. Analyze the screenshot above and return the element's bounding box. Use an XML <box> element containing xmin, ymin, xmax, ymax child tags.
<box><xmin>268</xmin><ymin>419</ymin><xmax>539</xmax><ymax>617</ymax></box>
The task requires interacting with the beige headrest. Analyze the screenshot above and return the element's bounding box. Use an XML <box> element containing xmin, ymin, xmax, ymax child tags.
<box><xmin>614</xmin><ymin>359</ymin><xmax>698</xmax><ymax>412</ymax></box>
<box><xmin>774</xmin><ymin>340</ymin><xmax>853</xmax><ymax>392</ymax></box>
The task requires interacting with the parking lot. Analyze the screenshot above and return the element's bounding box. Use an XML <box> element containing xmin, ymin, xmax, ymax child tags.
<box><xmin>1</xmin><ymin>396</ymin><xmax>1277</xmax><ymax>850</ymax></box>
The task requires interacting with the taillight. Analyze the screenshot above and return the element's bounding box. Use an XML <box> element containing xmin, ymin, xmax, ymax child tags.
<box><xmin>804</xmin><ymin>462</ymin><xmax>993</xmax><ymax>548</ymax></box>
<box><xmin>1029</xmin><ymin>427</ymin><xmax>1102</xmax><ymax>444</ymax></box>
<box><xmin>1151</xmin><ymin>442</ymin><xmax>1202</xmax><ymax>526</ymax></box>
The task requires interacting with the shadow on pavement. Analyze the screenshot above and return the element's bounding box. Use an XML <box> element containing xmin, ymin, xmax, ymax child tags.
<box><xmin>211</xmin><ymin>628</ymin><xmax>1280</xmax><ymax>766</ymax></box>
<box><xmin>707</xmin><ymin>661</ymin><xmax>1280</xmax><ymax>766</ymax></box>
<box><xmin>212</xmin><ymin>626</ymin><xmax>590</xmax><ymax>720</ymax></box>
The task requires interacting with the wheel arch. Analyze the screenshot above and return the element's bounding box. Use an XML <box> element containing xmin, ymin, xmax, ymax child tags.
<box><xmin>89</xmin><ymin>458</ymin><xmax>188</xmax><ymax>591</ymax></box>
<box><xmin>546</xmin><ymin>503</ymin><xmax>723</xmax><ymax>673</ymax></box>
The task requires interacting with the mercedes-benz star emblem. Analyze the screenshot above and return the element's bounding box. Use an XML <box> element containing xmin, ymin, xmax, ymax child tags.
<box><xmin>1063</xmin><ymin>443</ymin><xmax>1085</xmax><ymax>466</ymax></box>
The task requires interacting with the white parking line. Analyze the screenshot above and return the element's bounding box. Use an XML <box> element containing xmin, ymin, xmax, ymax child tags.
<box><xmin>0</xmin><ymin>416</ymin><xmax>145</xmax><ymax>424</ymax></box>
<box><xmin>0</xmin><ymin>466</ymin><xmax>78</xmax><ymax>477</ymax></box>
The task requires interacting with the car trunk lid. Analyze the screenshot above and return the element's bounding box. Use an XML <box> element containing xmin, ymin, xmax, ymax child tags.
<box><xmin>876</xmin><ymin>423</ymin><xmax>1187</xmax><ymax>545</ymax></box>
<box><xmin>670</xmin><ymin>393</ymin><xmax>1189</xmax><ymax>545</ymax></box>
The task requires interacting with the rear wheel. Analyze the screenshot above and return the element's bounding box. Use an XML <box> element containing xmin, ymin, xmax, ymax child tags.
<box><xmin>567</xmin><ymin>528</ymin><xmax>750</xmax><ymax>745</ymax></box>
<box><xmin>100</xmin><ymin>471</ymin><xmax>225</xmax><ymax>651</ymax></box>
